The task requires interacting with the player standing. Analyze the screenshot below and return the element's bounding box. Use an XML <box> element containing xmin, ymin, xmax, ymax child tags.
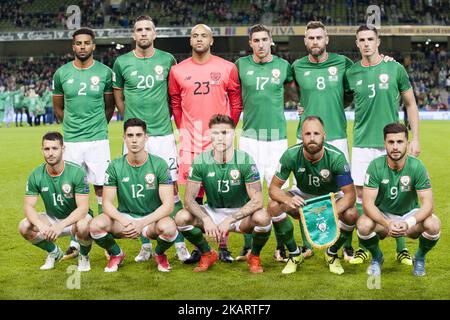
<box><xmin>235</xmin><ymin>24</ymin><xmax>294</xmax><ymax>262</ymax></box>
<box><xmin>175</xmin><ymin>114</ymin><xmax>272</xmax><ymax>273</ymax></box>
<box><xmin>19</xmin><ymin>132</ymin><xmax>93</xmax><ymax>271</ymax></box>
<box><xmin>268</xmin><ymin>116</ymin><xmax>358</xmax><ymax>274</ymax></box>
<box><xmin>89</xmin><ymin>118</ymin><xmax>178</xmax><ymax>272</ymax></box>
<box><xmin>169</xmin><ymin>24</ymin><xmax>243</xmax><ymax>263</ymax></box>
<box><xmin>346</xmin><ymin>25</ymin><xmax>420</xmax><ymax>265</ymax></box>
<box><xmin>358</xmin><ymin>123</ymin><xmax>439</xmax><ymax>277</ymax></box>
<box><xmin>52</xmin><ymin>27</ymin><xmax>115</xmax><ymax>260</ymax></box>
<box><xmin>113</xmin><ymin>15</ymin><xmax>190</xmax><ymax>263</ymax></box>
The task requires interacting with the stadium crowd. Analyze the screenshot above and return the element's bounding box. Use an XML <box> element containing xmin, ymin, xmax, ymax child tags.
<box><xmin>1</xmin><ymin>0</ymin><xmax>449</xmax><ymax>30</ymax></box>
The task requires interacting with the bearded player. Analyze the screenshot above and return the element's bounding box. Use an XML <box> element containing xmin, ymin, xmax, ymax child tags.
<box><xmin>358</xmin><ymin>123</ymin><xmax>439</xmax><ymax>277</ymax></box>
<box><xmin>268</xmin><ymin>116</ymin><xmax>358</xmax><ymax>275</ymax></box>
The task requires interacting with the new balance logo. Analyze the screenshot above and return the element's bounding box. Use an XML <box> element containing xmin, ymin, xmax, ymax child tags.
<box><xmin>42</xmin><ymin>187</ymin><xmax>49</xmax><ymax>192</ymax></box>
<box><xmin>207</xmin><ymin>172</ymin><xmax>216</xmax><ymax>177</ymax></box>
<box><xmin>381</xmin><ymin>179</ymin><xmax>389</xmax><ymax>184</ymax></box>
<box><xmin>304</xmin><ymin>71</ymin><xmax>311</xmax><ymax>76</ymax></box>
<box><xmin>356</xmin><ymin>80</ymin><xmax>363</xmax><ymax>86</ymax></box>
<box><xmin>131</xmin><ymin>71</ymin><xmax>138</xmax><ymax>76</ymax></box>
<box><xmin>298</xmin><ymin>168</ymin><xmax>306</xmax><ymax>173</ymax></box>
<box><xmin>67</xmin><ymin>79</ymin><xmax>74</xmax><ymax>84</ymax></box>
<box><xmin>122</xmin><ymin>177</ymin><xmax>130</xmax><ymax>182</ymax></box>
<box><xmin>247</xmin><ymin>70</ymin><xmax>254</xmax><ymax>75</ymax></box>
<box><xmin>184</xmin><ymin>76</ymin><xmax>191</xmax><ymax>81</ymax></box>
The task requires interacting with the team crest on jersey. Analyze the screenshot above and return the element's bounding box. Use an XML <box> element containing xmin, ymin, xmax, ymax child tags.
<box><xmin>230</xmin><ymin>169</ymin><xmax>240</xmax><ymax>180</ymax></box>
<box><xmin>90</xmin><ymin>76</ymin><xmax>100</xmax><ymax>91</ymax></box>
<box><xmin>320</xmin><ymin>169</ymin><xmax>331</xmax><ymax>181</ymax></box>
<box><xmin>271</xmin><ymin>69</ymin><xmax>281</xmax><ymax>84</ymax></box>
<box><xmin>62</xmin><ymin>184</ymin><xmax>73</xmax><ymax>198</ymax></box>
<box><xmin>145</xmin><ymin>173</ymin><xmax>156</xmax><ymax>189</ymax></box>
<box><xmin>400</xmin><ymin>175</ymin><xmax>411</xmax><ymax>192</ymax></box>
<box><xmin>379</xmin><ymin>74</ymin><xmax>389</xmax><ymax>89</ymax></box>
<box><xmin>328</xmin><ymin>66</ymin><xmax>338</xmax><ymax>81</ymax></box>
<box><xmin>155</xmin><ymin>65</ymin><xmax>164</xmax><ymax>80</ymax></box>
<box><xmin>210</xmin><ymin>72</ymin><xmax>221</xmax><ymax>85</ymax></box>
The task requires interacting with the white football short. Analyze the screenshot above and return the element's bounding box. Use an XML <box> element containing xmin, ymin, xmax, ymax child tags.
<box><xmin>239</xmin><ymin>136</ymin><xmax>288</xmax><ymax>187</ymax></box>
<box><xmin>351</xmin><ymin>147</ymin><xmax>386</xmax><ymax>186</ymax></box>
<box><xmin>202</xmin><ymin>204</ymin><xmax>243</xmax><ymax>233</ymax></box>
<box><xmin>42</xmin><ymin>213</ymin><xmax>92</xmax><ymax>238</ymax></box>
<box><xmin>123</xmin><ymin>134</ymin><xmax>179</xmax><ymax>182</ymax></box>
<box><xmin>297</xmin><ymin>138</ymin><xmax>349</xmax><ymax>163</ymax></box>
<box><xmin>64</xmin><ymin>139</ymin><xmax>111</xmax><ymax>186</ymax></box>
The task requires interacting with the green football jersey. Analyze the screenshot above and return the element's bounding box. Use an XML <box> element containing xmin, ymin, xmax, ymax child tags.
<box><xmin>346</xmin><ymin>60</ymin><xmax>412</xmax><ymax>148</ymax></box>
<box><xmin>12</xmin><ymin>90</ymin><xmax>23</xmax><ymax>109</ymax></box>
<box><xmin>104</xmin><ymin>153</ymin><xmax>173</xmax><ymax>217</ymax></box>
<box><xmin>364</xmin><ymin>155</ymin><xmax>431</xmax><ymax>215</ymax></box>
<box><xmin>292</xmin><ymin>53</ymin><xmax>353</xmax><ymax>141</ymax></box>
<box><xmin>236</xmin><ymin>55</ymin><xmax>294</xmax><ymax>141</ymax></box>
<box><xmin>188</xmin><ymin>150</ymin><xmax>260</xmax><ymax>209</ymax></box>
<box><xmin>25</xmin><ymin>161</ymin><xmax>92</xmax><ymax>220</ymax></box>
<box><xmin>275</xmin><ymin>142</ymin><xmax>353</xmax><ymax>195</ymax></box>
<box><xmin>0</xmin><ymin>92</ymin><xmax>6</xmax><ymax>111</ymax></box>
<box><xmin>113</xmin><ymin>50</ymin><xmax>176</xmax><ymax>136</ymax></box>
<box><xmin>52</xmin><ymin>60</ymin><xmax>113</xmax><ymax>142</ymax></box>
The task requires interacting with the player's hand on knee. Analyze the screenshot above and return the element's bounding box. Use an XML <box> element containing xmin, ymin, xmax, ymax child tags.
<box><xmin>284</xmin><ymin>196</ymin><xmax>305</xmax><ymax>210</ymax></box>
<box><xmin>202</xmin><ymin>217</ymin><xmax>220</xmax><ymax>243</ymax></box>
<box><xmin>388</xmin><ymin>221</ymin><xmax>407</xmax><ymax>237</ymax></box>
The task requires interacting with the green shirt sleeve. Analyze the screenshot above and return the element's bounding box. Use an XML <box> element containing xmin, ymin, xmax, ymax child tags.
<box><xmin>364</xmin><ymin>161</ymin><xmax>380</xmax><ymax>189</ymax></box>
<box><xmin>188</xmin><ymin>155</ymin><xmax>203</xmax><ymax>183</ymax></box>
<box><xmin>343</xmin><ymin>56</ymin><xmax>354</xmax><ymax>93</ymax></box>
<box><xmin>397</xmin><ymin>63</ymin><xmax>412</xmax><ymax>93</ymax></box>
<box><xmin>243</xmin><ymin>155</ymin><xmax>261</xmax><ymax>184</ymax></box>
<box><xmin>333</xmin><ymin>153</ymin><xmax>350</xmax><ymax>176</ymax></box>
<box><xmin>52</xmin><ymin>69</ymin><xmax>64</xmax><ymax>95</ymax></box>
<box><xmin>275</xmin><ymin>149</ymin><xmax>293</xmax><ymax>182</ymax></box>
<box><xmin>104</xmin><ymin>162</ymin><xmax>118</xmax><ymax>187</ymax></box>
<box><xmin>104</xmin><ymin>67</ymin><xmax>113</xmax><ymax>93</ymax></box>
<box><xmin>156</xmin><ymin>158</ymin><xmax>173</xmax><ymax>185</ymax></box>
<box><xmin>112</xmin><ymin>59</ymin><xmax>124</xmax><ymax>89</ymax></box>
<box><xmin>414</xmin><ymin>161</ymin><xmax>432</xmax><ymax>191</ymax></box>
<box><xmin>74</xmin><ymin>168</ymin><xmax>90</xmax><ymax>194</ymax></box>
<box><xmin>25</xmin><ymin>171</ymin><xmax>39</xmax><ymax>196</ymax></box>
<box><xmin>285</xmin><ymin>62</ymin><xmax>294</xmax><ymax>83</ymax></box>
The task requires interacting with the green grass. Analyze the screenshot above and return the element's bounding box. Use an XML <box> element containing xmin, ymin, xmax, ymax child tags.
<box><xmin>0</xmin><ymin>120</ymin><xmax>449</xmax><ymax>300</ymax></box>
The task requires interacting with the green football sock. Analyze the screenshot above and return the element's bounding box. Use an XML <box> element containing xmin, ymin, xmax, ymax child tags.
<box><xmin>175</xmin><ymin>231</ymin><xmax>185</xmax><ymax>244</ymax></box>
<box><xmin>359</xmin><ymin>234</ymin><xmax>383</xmax><ymax>260</ymax></box>
<box><xmin>94</xmin><ymin>233</ymin><xmax>121</xmax><ymax>256</ymax></box>
<box><xmin>251</xmin><ymin>231</ymin><xmax>270</xmax><ymax>256</ymax></box>
<box><xmin>79</xmin><ymin>244</ymin><xmax>92</xmax><ymax>256</ymax></box>
<box><xmin>34</xmin><ymin>240</ymin><xmax>56</xmax><ymax>253</ymax></box>
<box><xmin>396</xmin><ymin>236</ymin><xmax>406</xmax><ymax>252</ymax></box>
<box><xmin>330</xmin><ymin>229</ymin><xmax>353</xmax><ymax>254</ymax></box>
<box><xmin>415</xmin><ymin>234</ymin><xmax>439</xmax><ymax>260</ymax></box>
<box><xmin>357</xmin><ymin>237</ymin><xmax>367</xmax><ymax>251</ymax></box>
<box><xmin>140</xmin><ymin>235</ymin><xmax>151</xmax><ymax>245</ymax></box>
<box><xmin>180</xmin><ymin>226</ymin><xmax>210</xmax><ymax>253</ymax></box>
<box><xmin>273</xmin><ymin>217</ymin><xmax>297</xmax><ymax>253</ymax></box>
<box><xmin>356</xmin><ymin>202</ymin><xmax>363</xmax><ymax>216</ymax></box>
<box><xmin>343</xmin><ymin>230</ymin><xmax>353</xmax><ymax>248</ymax></box>
<box><xmin>155</xmin><ymin>235</ymin><xmax>175</xmax><ymax>255</ymax></box>
<box><xmin>275</xmin><ymin>231</ymin><xmax>284</xmax><ymax>250</ymax></box>
<box><xmin>243</xmin><ymin>233</ymin><xmax>253</xmax><ymax>250</ymax></box>
<box><xmin>97</xmin><ymin>203</ymin><xmax>103</xmax><ymax>214</ymax></box>
<box><xmin>299</xmin><ymin>219</ymin><xmax>312</xmax><ymax>249</ymax></box>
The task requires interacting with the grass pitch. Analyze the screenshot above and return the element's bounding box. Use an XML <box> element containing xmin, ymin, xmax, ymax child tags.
<box><xmin>0</xmin><ymin>120</ymin><xmax>449</xmax><ymax>300</ymax></box>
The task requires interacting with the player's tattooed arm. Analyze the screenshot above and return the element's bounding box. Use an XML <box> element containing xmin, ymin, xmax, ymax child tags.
<box><xmin>231</xmin><ymin>182</ymin><xmax>263</xmax><ymax>222</ymax></box>
<box><xmin>184</xmin><ymin>181</ymin><xmax>209</xmax><ymax>220</ymax></box>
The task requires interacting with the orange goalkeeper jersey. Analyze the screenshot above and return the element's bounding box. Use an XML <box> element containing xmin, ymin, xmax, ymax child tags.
<box><xmin>169</xmin><ymin>55</ymin><xmax>242</xmax><ymax>153</ymax></box>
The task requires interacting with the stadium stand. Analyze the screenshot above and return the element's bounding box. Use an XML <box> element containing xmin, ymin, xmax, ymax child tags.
<box><xmin>0</xmin><ymin>0</ymin><xmax>449</xmax><ymax>30</ymax></box>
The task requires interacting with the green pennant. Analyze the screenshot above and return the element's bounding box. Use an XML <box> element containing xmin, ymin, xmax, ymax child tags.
<box><xmin>299</xmin><ymin>193</ymin><xmax>340</xmax><ymax>249</ymax></box>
